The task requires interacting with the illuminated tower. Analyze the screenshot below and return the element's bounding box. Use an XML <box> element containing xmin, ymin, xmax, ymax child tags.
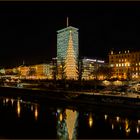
<box><xmin>65</xmin><ymin>31</ymin><xmax>78</xmax><ymax>79</ymax></box>
<box><xmin>57</xmin><ymin>21</ymin><xmax>79</xmax><ymax>80</ymax></box>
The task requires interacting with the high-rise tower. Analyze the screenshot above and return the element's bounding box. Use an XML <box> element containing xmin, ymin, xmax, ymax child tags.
<box><xmin>57</xmin><ymin>20</ymin><xmax>79</xmax><ymax>80</ymax></box>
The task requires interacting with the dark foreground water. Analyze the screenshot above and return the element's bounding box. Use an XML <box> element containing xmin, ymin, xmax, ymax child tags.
<box><xmin>0</xmin><ymin>95</ymin><xmax>140</xmax><ymax>139</ymax></box>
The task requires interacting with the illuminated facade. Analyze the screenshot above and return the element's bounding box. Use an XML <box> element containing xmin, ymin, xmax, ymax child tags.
<box><xmin>57</xmin><ymin>26</ymin><xmax>79</xmax><ymax>80</ymax></box>
<box><xmin>4</xmin><ymin>63</ymin><xmax>54</xmax><ymax>79</ymax></box>
<box><xmin>18</xmin><ymin>66</ymin><xmax>29</xmax><ymax>76</ymax></box>
<box><xmin>25</xmin><ymin>63</ymin><xmax>53</xmax><ymax>79</ymax></box>
<box><xmin>82</xmin><ymin>58</ymin><xmax>105</xmax><ymax>80</ymax></box>
<box><xmin>109</xmin><ymin>50</ymin><xmax>140</xmax><ymax>80</ymax></box>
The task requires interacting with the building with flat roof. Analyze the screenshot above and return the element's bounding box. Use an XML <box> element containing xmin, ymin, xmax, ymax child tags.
<box><xmin>109</xmin><ymin>50</ymin><xmax>140</xmax><ymax>80</ymax></box>
<box><xmin>57</xmin><ymin>25</ymin><xmax>79</xmax><ymax>80</ymax></box>
<box><xmin>82</xmin><ymin>57</ymin><xmax>105</xmax><ymax>80</ymax></box>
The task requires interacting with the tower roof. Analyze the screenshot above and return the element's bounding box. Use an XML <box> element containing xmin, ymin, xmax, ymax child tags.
<box><xmin>57</xmin><ymin>26</ymin><xmax>79</xmax><ymax>33</ymax></box>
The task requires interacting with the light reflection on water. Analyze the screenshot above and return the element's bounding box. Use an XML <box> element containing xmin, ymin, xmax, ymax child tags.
<box><xmin>65</xmin><ymin>109</ymin><xmax>78</xmax><ymax>140</ymax></box>
<box><xmin>34</xmin><ymin>104</ymin><xmax>38</xmax><ymax>121</ymax></box>
<box><xmin>137</xmin><ymin>126</ymin><xmax>139</xmax><ymax>134</ymax></box>
<box><xmin>125</xmin><ymin>119</ymin><xmax>131</xmax><ymax>136</ymax></box>
<box><xmin>31</xmin><ymin>105</ymin><xmax>34</xmax><ymax>112</ymax></box>
<box><xmin>11</xmin><ymin>98</ymin><xmax>14</xmax><ymax>106</ymax></box>
<box><xmin>104</xmin><ymin>114</ymin><xmax>108</xmax><ymax>120</ymax></box>
<box><xmin>57</xmin><ymin>108</ymin><xmax>78</xmax><ymax>140</ymax></box>
<box><xmin>88</xmin><ymin>113</ymin><xmax>93</xmax><ymax>128</ymax></box>
<box><xmin>0</xmin><ymin>96</ymin><xmax>139</xmax><ymax>139</ymax></box>
<box><xmin>17</xmin><ymin>100</ymin><xmax>21</xmax><ymax>118</ymax></box>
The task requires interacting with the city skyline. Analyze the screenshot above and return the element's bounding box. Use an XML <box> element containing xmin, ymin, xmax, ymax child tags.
<box><xmin>0</xmin><ymin>1</ymin><xmax>140</xmax><ymax>68</ymax></box>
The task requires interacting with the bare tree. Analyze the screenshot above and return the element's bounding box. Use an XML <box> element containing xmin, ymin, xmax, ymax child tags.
<box><xmin>96</xmin><ymin>66</ymin><xmax>114</xmax><ymax>80</ymax></box>
<box><xmin>77</xmin><ymin>59</ymin><xmax>83</xmax><ymax>83</ymax></box>
<box><xmin>52</xmin><ymin>58</ymin><xmax>58</xmax><ymax>81</ymax></box>
<box><xmin>60</xmin><ymin>59</ymin><xmax>67</xmax><ymax>80</ymax></box>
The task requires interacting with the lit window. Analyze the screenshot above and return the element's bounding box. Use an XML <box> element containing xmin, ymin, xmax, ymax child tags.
<box><xmin>122</xmin><ymin>63</ymin><xmax>124</xmax><ymax>67</ymax></box>
<box><xmin>119</xmin><ymin>64</ymin><xmax>121</xmax><ymax>67</ymax></box>
<box><xmin>136</xmin><ymin>63</ymin><xmax>138</xmax><ymax>66</ymax></box>
<box><xmin>116</xmin><ymin>64</ymin><xmax>118</xmax><ymax>67</ymax></box>
<box><xmin>110</xmin><ymin>64</ymin><xmax>114</xmax><ymax>67</ymax></box>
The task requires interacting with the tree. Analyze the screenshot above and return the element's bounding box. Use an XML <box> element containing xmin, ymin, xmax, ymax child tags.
<box><xmin>61</xmin><ymin>59</ymin><xmax>67</xmax><ymax>80</ymax></box>
<box><xmin>96</xmin><ymin>66</ymin><xmax>114</xmax><ymax>80</ymax></box>
<box><xmin>77</xmin><ymin>59</ymin><xmax>84</xmax><ymax>82</ymax></box>
<box><xmin>52</xmin><ymin>58</ymin><xmax>58</xmax><ymax>81</ymax></box>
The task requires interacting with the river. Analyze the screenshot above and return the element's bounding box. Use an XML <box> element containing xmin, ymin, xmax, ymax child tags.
<box><xmin>0</xmin><ymin>93</ymin><xmax>139</xmax><ymax>139</ymax></box>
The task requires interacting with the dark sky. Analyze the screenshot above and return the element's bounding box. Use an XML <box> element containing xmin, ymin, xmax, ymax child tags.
<box><xmin>0</xmin><ymin>1</ymin><xmax>140</xmax><ymax>68</ymax></box>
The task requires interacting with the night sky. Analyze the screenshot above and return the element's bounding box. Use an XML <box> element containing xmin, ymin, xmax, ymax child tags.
<box><xmin>0</xmin><ymin>1</ymin><xmax>140</xmax><ymax>68</ymax></box>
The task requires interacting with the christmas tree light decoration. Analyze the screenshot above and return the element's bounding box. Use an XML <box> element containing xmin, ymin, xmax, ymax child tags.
<box><xmin>65</xmin><ymin>31</ymin><xmax>78</xmax><ymax>80</ymax></box>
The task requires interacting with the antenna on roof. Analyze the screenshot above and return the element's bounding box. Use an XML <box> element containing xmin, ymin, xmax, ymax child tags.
<box><xmin>23</xmin><ymin>60</ymin><xmax>25</xmax><ymax>65</ymax></box>
<box><xmin>67</xmin><ymin>17</ymin><xmax>69</xmax><ymax>27</ymax></box>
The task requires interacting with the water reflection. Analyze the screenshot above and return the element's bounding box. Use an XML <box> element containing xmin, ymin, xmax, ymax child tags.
<box><xmin>136</xmin><ymin>126</ymin><xmax>139</xmax><ymax>134</ymax></box>
<box><xmin>6</xmin><ymin>98</ymin><xmax>9</xmax><ymax>103</ymax></box>
<box><xmin>138</xmin><ymin>120</ymin><xmax>140</xmax><ymax>125</ymax></box>
<box><xmin>59</xmin><ymin>113</ymin><xmax>63</xmax><ymax>122</ymax></box>
<box><xmin>104</xmin><ymin>114</ymin><xmax>108</xmax><ymax>120</ymax></box>
<box><xmin>31</xmin><ymin>104</ymin><xmax>34</xmax><ymax>112</ymax></box>
<box><xmin>112</xmin><ymin>123</ymin><xmax>114</xmax><ymax>130</ymax></box>
<box><xmin>11</xmin><ymin>98</ymin><xmax>14</xmax><ymax>106</ymax></box>
<box><xmin>116</xmin><ymin>116</ymin><xmax>120</xmax><ymax>122</ymax></box>
<box><xmin>88</xmin><ymin>113</ymin><xmax>93</xmax><ymax>128</ymax></box>
<box><xmin>125</xmin><ymin>119</ymin><xmax>130</xmax><ymax>135</ymax></box>
<box><xmin>17</xmin><ymin>100</ymin><xmax>21</xmax><ymax>117</ymax></box>
<box><xmin>66</xmin><ymin>109</ymin><xmax>78</xmax><ymax>140</ymax></box>
<box><xmin>57</xmin><ymin>109</ymin><xmax>78</xmax><ymax>140</ymax></box>
<box><xmin>3</xmin><ymin>98</ymin><xmax>5</xmax><ymax>105</ymax></box>
<box><xmin>0</xmin><ymin>96</ymin><xmax>140</xmax><ymax>139</ymax></box>
<box><xmin>34</xmin><ymin>104</ymin><xmax>38</xmax><ymax>121</ymax></box>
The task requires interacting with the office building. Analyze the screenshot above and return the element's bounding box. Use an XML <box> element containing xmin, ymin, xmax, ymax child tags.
<box><xmin>82</xmin><ymin>57</ymin><xmax>105</xmax><ymax>80</ymax></box>
<box><xmin>57</xmin><ymin>25</ymin><xmax>79</xmax><ymax>80</ymax></box>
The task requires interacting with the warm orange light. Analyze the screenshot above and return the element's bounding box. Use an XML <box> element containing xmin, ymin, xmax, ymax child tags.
<box><xmin>17</xmin><ymin>100</ymin><xmax>21</xmax><ymax>118</ymax></box>
<box><xmin>88</xmin><ymin>113</ymin><xmax>93</xmax><ymax>128</ymax></box>
<box><xmin>59</xmin><ymin>113</ymin><xmax>63</xmax><ymax>122</ymax></box>
<box><xmin>34</xmin><ymin>105</ymin><xmax>38</xmax><ymax>120</ymax></box>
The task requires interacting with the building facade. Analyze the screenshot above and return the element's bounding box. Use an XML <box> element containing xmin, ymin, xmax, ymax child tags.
<box><xmin>82</xmin><ymin>58</ymin><xmax>105</xmax><ymax>80</ymax></box>
<box><xmin>57</xmin><ymin>26</ymin><xmax>79</xmax><ymax>80</ymax></box>
<box><xmin>109</xmin><ymin>50</ymin><xmax>140</xmax><ymax>80</ymax></box>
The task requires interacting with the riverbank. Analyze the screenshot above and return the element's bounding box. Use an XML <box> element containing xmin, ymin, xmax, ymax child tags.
<box><xmin>0</xmin><ymin>86</ymin><xmax>140</xmax><ymax>108</ymax></box>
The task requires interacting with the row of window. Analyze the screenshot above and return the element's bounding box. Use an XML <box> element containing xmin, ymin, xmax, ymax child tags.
<box><xmin>116</xmin><ymin>72</ymin><xmax>140</xmax><ymax>76</ymax></box>
<box><xmin>110</xmin><ymin>63</ymin><xmax>130</xmax><ymax>67</ymax></box>
<box><xmin>111</xmin><ymin>62</ymin><xmax>140</xmax><ymax>67</ymax></box>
